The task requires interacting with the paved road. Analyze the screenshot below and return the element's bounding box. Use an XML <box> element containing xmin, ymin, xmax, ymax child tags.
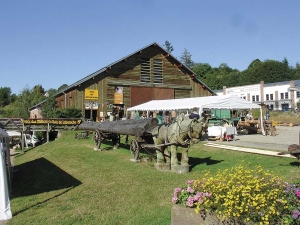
<box><xmin>206</xmin><ymin>126</ymin><xmax>300</xmax><ymax>152</ymax></box>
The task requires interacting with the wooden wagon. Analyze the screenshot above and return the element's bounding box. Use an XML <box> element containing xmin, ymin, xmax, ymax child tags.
<box><xmin>78</xmin><ymin>118</ymin><xmax>161</xmax><ymax>161</ymax></box>
<box><xmin>237</xmin><ymin>117</ymin><xmax>276</xmax><ymax>136</ymax></box>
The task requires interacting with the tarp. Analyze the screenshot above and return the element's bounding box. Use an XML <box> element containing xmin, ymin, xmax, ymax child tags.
<box><xmin>126</xmin><ymin>95</ymin><xmax>261</xmax><ymax>111</ymax></box>
<box><xmin>0</xmin><ymin>129</ymin><xmax>12</xmax><ymax>220</ymax></box>
<box><xmin>126</xmin><ymin>95</ymin><xmax>265</xmax><ymax>135</ymax></box>
<box><xmin>7</xmin><ymin>131</ymin><xmax>21</xmax><ymax>137</ymax></box>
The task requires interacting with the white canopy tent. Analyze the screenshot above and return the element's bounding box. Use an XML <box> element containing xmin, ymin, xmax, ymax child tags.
<box><xmin>127</xmin><ymin>95</ymin><xmax>265</xmax><ymax>135</ymax></box>
<box><xmin>0</xmin><ymin>128</ymin><xmax>12</xmax><ymax>221</ymax></box>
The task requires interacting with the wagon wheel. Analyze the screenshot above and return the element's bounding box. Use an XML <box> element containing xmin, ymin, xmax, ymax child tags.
<box><xmin>130</xmin><ymin>138</ymin><xmax>140</xmax><ymax>161</ymax></box>
<box><xmin>93</xmin><ymin>130</ymin><xmax>103</xmax><ymax>150</ymax></box>
<box><xmin>112</xmin><ymin>134</ymin><xmax>120</xmax><ymax>150</ymax></box>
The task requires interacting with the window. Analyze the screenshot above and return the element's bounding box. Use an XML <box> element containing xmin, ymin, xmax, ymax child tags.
<box><xmin>153</xmin><ymin>59</ymin><xmax>163</xmax><ymax>84</ymax></box>
<box><xmin>140</xmin><ymin>58</ymin><xmax>150</xmax><ymax>83</ymax></box>
<box><xmin>243</xmin><ymin>96</ymin><xmax>246</xmax><ymax>100</ymax></box>
<box><xmin>252</xmin><ymin>96</ymin><xmax>255</xmax><ymax>102</ymax></box>
<box><xmin>270</xmin><ymin>94</ymin><xmax>273</xmax><ymax>100</ymax></box>
<box><xmin>280</xmin><ymin>93</ymin><xmax>284</xmax><ymax>99</ymax></box>
<box><xmin>297</xmin><ymin>91</ymin><xmax>300</xmax><ymax>98</ymax></box>
<box><xmin>285</xmin><ymin>92</ymin><xmax>288</xmax><ymax>99</ymax></box>
<box><xmin>256</xmin><ymin>95</ymin><xmax>259</xmax><ymax>102</ymax></box>
<box><xmin>140</xmin><ymin>58</ymin><xmax>163</xmax><ymax>83</ymax></box>
<box><xmin>282</xmin><ymin>104</ymin><xmax>289</xmax><ymax>111</ymax></box>
<box><xmin>266</xmin><ymin>94</ymin><xmax>269</xmax><ymax>101</ymax></box>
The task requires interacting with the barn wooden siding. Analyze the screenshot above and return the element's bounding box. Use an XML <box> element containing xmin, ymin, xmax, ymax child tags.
<box><xmin>55</xmin><ymin>44</ymin><xmax>213</xmax><ymax>117</ymax></box>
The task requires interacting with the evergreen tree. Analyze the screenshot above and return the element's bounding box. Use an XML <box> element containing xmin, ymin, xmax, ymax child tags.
<box><xmin>293</xmin><ymin>62</ymin><xmax>300</xmax><ymax>80</ymax></box>
<box><xmin>180</xmin><ymin>48</ymin><xmax>194</xmax><ymax>69</ymax></box>
<box><xmin>163</xmin><ymin>40</ymin><xmax>174</xmax><ymax>53</ymax></box>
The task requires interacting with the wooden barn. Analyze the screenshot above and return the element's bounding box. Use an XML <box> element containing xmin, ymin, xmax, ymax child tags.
<box><xmin>30</xmin><ymin>42</ymin><xmax>215</xmax><ymax>120</ymax></box>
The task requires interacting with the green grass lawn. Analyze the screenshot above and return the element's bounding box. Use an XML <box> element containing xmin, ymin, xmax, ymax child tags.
<box><xmin>8</xmin><ymin>131</ymin><xmax>299</xmax><ymax>225</ymax></box>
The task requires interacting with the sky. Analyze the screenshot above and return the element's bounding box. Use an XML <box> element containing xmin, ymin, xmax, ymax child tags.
<box><xmin>1</xmin><ymin>0</ymin><xmax>300</xmax><ymax>95</ymax></box>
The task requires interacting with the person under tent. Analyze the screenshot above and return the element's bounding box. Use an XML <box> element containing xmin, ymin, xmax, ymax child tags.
<box><xmin>189</xmin><ymin>107</ymin><xmax>200</xmax><ymax>119</ymax></box>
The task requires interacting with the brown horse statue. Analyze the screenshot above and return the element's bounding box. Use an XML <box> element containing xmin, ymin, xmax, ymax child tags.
<box><xmin>151</xmin><ymin>113</ymin><xmax>206</xmax><ymax>169</ymax></box>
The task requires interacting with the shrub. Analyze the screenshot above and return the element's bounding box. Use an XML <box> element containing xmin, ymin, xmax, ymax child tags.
<box><xmin>282</xmin><ymin>176</ymin><xmax>300</xmax><ymax>224</ymax></box>
<box><xmin>172</xmin><ymin>163</ymin><xmax>300</xmax><ymax>224</ymax></box>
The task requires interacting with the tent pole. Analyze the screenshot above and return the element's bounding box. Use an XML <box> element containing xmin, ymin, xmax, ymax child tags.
<box><xmin>260</xmin><ymin>107</ymin><xmax>265</xmax><ymax>135</ymax></box>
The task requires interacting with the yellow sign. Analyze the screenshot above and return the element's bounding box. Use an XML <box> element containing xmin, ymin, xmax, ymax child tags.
<box><xmin>22</xmin><ymin>119</ymin><xmax>82</xmax><ymax>125</ymax></box>
<box><xmin>85</xmin><ymin>89</ymin><xmax>98</xmax><ymax>100</ymax></box>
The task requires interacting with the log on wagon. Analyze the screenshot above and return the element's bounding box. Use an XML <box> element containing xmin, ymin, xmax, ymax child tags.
<box><xmin>78</xmin><ymin>118</ymin><xmax>159</xmax><ymax>151</ymax></box>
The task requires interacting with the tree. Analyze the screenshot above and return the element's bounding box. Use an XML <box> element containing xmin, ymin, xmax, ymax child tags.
<box><xmin>192</xmin><ymin>63</ymin><xmax>212</xmax><ymax>80</ymax></box>
<box><xmin>11</xmin><ymin>85</ymin><xmax>47</xmax><ymax>118</ymax></box>
<box><xmin>41</xmin><ymin>97</ymin><xmax>59</xmax><ymax>118</ymax></box>
<box><xmin>163</xmin><ymin>40</ymin><xmax>174</xmax><ymax>53</ymax></box>
<box><xmin>0</xmin><ymin>87</ymin><xmax>12</xmax><ymax>107</ymax></box>
<box><xmin>59</xmin><ymin>107</ymin><xmax>82</xmax><ymax>118</ymax></box>
<box><xmin>180</xmin><ymin>48</ymin><xmax>194</xmax><ymax>69</ymax></box>
<box><xmin>293</xmin><ymin>62</ymin><xmax>300</xmax><ymax>80</ymax></box>
<box><xmin>247</xmin><ymin>59</ymin><xmax>261</xmax><ymax>70</ymax></box>
<box><xmin>58</xmin><ymin>84</ymin><xmax>68</xmax><ymax>92</ymax></box>
<box><xmin>45</xmin><ymin>88</ymin><xmax>58</xmax><ymax>97</ymax></box>
<box><xmin>33</xmin><ymin>84</ymin><xmax>45</xmax><ymax>95</ymax></box>
<box><xmin>241</xmin><ymin>59</ymin><xmax>293</xmax><ymax>85</ymax></box>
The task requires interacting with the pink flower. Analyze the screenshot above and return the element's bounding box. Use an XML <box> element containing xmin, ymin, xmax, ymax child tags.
<box><xmin>186</xmin><ymin>180</ymin><xmax>194</xmax><ymax>185</ymax></box>
<box><xmin>292</xmin><ymin>210</ymin><xmax>300</xmax><ymax>219</ymax></box>
<box><xmin>186</xmin><ymin>196</ymin><xmax>194</xmax><ymax>207</ymax></box>
<box><xmin>296</xmin><ymin>190</ymin><xmax>300</xmax><ymax>198</ymax></box>
<box><xmin>172</xmin><ymin>196</ymin><xmax>178</xmax><ymax>203</ymax></box>
<box><xmin>205</xmin><ymin>192</ymin><xmax>212</xmax><ymax>197</ymax></box>
<box><xmin>187</xmin><ymin>186</ymin><xmax>195</xmax><ymax>193</ymax></box>
<box><xmin>174</xmin><ymin>188</ymin><xmax>182</xmax><ymax>195</ymax></box>
<box><xmin>194</xmin><ymin>192</ymin><xmax>202</xmax><ymax>201</ymax></box>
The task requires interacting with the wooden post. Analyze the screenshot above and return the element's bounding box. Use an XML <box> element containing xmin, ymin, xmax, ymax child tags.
<box><xmin>90</xmin><ymin>101</ymin><xmax>93</xmax><ymax>121</ymax></box>
<box><xmin>21</xmin><ymin>123</ymin><xmax>25</xmax><ymax>154</ymax></box>
<box><xmin>47</xmin><ymin>123</ymin><xmax>49</xmax><ymax>143</ymax></box>
<box><xmin>21</xmin><ymin>131</ymin><xmax>24</xmax><ymax>154</ymax></box>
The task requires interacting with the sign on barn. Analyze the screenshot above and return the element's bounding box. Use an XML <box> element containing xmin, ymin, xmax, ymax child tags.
<box><xmin>85</xmin><ymin>89</ymin><xmax>98</xmax><ymax>100</ymax></box>
<box><xmin>114</xmin><ymin>86</ymin><xmax>123</xmax><ymax>104</ymax></box>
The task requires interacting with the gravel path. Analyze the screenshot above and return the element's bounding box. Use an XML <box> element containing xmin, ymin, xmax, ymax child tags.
<box><xmin>205</xmin><ymin>126</ymin><xmax>300</xmax><ymax>152</ymax></box>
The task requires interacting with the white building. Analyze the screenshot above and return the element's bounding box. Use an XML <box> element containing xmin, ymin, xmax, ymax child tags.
<box><xmin>214</xmin><ymin>80</ymin><xmax>300</xmax><ymax>111</ymax></box>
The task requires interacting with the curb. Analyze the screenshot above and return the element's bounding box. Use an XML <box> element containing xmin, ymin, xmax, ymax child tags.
<box><xmin>204</xmin><ymin>143</ymin><xmax>295</xmax><ymax>159</ymax></box>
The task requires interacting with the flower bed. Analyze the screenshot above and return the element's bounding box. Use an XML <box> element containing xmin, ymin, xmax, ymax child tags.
<box><xmin>172</xmin><ymin>163</ymin><xmax>300</xmax><ymax>225</ymax></box>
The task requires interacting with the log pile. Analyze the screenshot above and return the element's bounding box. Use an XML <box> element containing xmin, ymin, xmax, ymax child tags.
<box><xmin>238</xmin><ymin>119</ymin><xmax>276</xmax><ymax>135</ymax></box>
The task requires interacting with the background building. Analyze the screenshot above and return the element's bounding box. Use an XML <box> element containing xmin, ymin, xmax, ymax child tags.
<box><xmin>30</xmin><ymin>42</ymin><xmax>215</xmax><ymax>120</ymax></box>
<box><xmin>215</xmin><ymin>80</ymin><xmax>300</xmax><ymax>111</ymax></box>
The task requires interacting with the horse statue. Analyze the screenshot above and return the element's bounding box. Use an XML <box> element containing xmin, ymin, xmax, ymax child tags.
<box><xmin>151</xmin><ymin>113</ymin><xmax>206</xmax><ymax>169</ymax></box>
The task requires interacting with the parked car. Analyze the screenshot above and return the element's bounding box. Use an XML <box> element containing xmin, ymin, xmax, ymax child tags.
<box><xmin>24</xmin><ymin>133</ymin><xmax>40</xmax><ymax>147</ymax></box>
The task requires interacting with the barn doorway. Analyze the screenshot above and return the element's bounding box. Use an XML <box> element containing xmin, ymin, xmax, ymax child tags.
<box><xmin>84</xmin><ymin>110</ymin><xmax>97</xmax><ymax>121</ymax></box>
<box><xmin>130</xmin><ymin>86</ymin><xmax>174</xmax><ymax>107</ymax></box>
